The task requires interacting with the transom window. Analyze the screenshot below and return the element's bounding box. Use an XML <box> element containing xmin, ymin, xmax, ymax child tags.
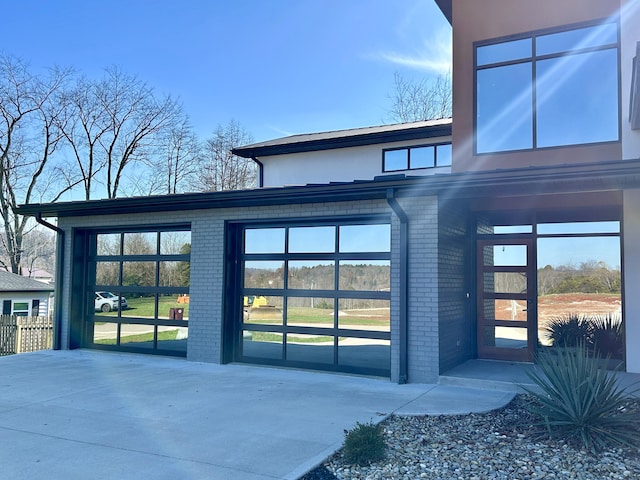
<box><xmin>475</xmin><ymin>21</ymin><xmax>619</xmax><ymax>154</ymax></box>
<box><xmin>383</xmin><ymin>143</ymin><xmax>452</xmax><ymax>172</ymax></box>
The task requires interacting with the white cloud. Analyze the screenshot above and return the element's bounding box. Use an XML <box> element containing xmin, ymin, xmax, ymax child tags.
<box><xmin>377</xmin><ymin>29</ymin><xmax>452</xmax><ymax>75</ymax></box>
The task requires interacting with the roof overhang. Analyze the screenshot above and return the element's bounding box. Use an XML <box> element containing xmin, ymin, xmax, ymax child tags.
<box><xmin>434</xmin><ymin>0</ymin><xmax>452</xmax><ymax>24</ymax></box>
<box><xmin>16</xmin><ymin>159</ymin><xmax>640</xmax><ymax>219</ymax></box>
<box><xmin>232</xmin><ymin>120</ymin><xmax>452</xmax><ymax>158</ymax></box>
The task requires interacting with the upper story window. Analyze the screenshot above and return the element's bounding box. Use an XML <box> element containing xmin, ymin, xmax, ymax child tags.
<box><xmin>475</xmin><ymin>21</ymin><xmax>620</xmax><ymax>154</ymax></box>
<box><xmin>382</xmin><ymin>143</ymin><xmax>452</xmax><ymax>172</ymax></box>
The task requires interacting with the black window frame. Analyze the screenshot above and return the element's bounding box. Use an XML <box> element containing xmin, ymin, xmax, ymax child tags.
<box><xmin>474</xmin><ymin>19</ymin><xmax>621</xmax><ymax>155</ymax></box>
<box><xmin>631</xmin><ymin>42</ymin><xmax>640</xmax><ymax>130</ymax></box>
<box><xmin>382</xmin><ymin>142</ymin><xmax>452</xmax><ymax>172</ymax></box>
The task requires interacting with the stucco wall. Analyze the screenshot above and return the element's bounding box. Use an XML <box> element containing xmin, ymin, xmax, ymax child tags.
<box><xmin>451</xmin><ymin>0</ymin><xmax>622</xmax><ymax>173</ymax></box>
<box><xmin>260</xmin><ymin>136</ymin><xmax>451</xmax><ymax>187</ymax></box>
<box><xmin>623</xmin><ymin>189</ymin><xmax>640</xmax><ymax>373</ymax></box>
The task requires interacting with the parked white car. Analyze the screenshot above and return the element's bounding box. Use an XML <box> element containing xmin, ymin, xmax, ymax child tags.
<box><xmin>95</xmin><ymin>292</ymin><xmax>128</xmax><ymax>312</ymax></box>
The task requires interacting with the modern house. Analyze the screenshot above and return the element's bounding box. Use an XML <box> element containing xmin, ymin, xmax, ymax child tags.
<box><xmin>0</xmin><ymin>270</ymin><xmax>54</xmax><ymax>317</ymax></box>
<box><xmin>17</xmin><ymin>0</ymin><xmax>640</xmax><ymax>383</ymax></box>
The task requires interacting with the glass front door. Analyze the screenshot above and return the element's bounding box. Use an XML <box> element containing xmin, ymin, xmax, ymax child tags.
<box><xmin>477</xmin><ymin>239</ymin><xmax>536</xmax><ymax>362</ymax></box>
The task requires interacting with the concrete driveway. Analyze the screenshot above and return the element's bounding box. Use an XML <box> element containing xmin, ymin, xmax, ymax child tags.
<box><xmin>0</xmin><ymin>350</ymin><xmax>513</xmax><ymax>480</ymax></box>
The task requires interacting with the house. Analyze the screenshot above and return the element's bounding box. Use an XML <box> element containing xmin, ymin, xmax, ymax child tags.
<box><xmin>20</xmin><ymin>268</ymin><xmax>54</xmax><ymax>285</ymax></box>
<box><xmin>16</xmin><ymin>0</ymin><xmax>640</xmax><ymax>383</ymax></box>
<box><xmin>0</xmin><ymin>270</ymin><xmax>54</xmax><ymax>316</ymax></box>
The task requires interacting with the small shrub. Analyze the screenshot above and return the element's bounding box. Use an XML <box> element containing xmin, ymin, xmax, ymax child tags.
<box><xmin>342</xmin><ymin>421</ymin><xmax>386</xmax><ymax>465</ymax></box>
<box><xmin>591</xmin><ymin>313</ymin><xmax>623</xmax><ymax>359</ymax></box>
<box><xmin>543</xmin><ymin>313</ymin><xmax>592</xmax><ymax>348</ymax></box>
<box><xmin>524</xmin><ymin>343</ymin><xmax>640</xmax><ymax>452</ymax></box>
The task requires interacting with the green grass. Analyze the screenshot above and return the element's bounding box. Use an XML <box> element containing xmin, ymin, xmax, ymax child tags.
<box><xmin>247</xmin><ymin>307</ymin><xmax>389</xmax><ymax>327</ymax></box>
<box><xmin>96</xmin><ymin>295</ymin><xmax>190</xmax><ymax>318</ymax></box>
<box><xmin>95</xmin><ymin>329</ymin><xmax>179</xmax><ymax>345</ymax></box>
<box><xmin>249</xmin><ymin>332</ymin><xmax>336</xmax><ymax>343</ymax></box>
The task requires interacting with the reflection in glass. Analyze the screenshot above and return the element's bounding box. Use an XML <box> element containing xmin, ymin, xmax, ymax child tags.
<box><xmin>96</xmin><ymin>262</ymin><xmax>120</xmax><ymax>286</ymax></box>
<box><xmin>492</xmin><ymin>326</ymin><xmax>527</xmax><ymax>349</ymax></box>
<box><xmin>243</xmin><ymin>261</ymin><xmax>284</xmax><ymax>288</ymax></box>
<box><xmin>485</xmin><ymin>299</ymin><xmax>526</xmax><ymax>322</ymax></box>
<box><xmin>410</xmin><ymin>146</ymin><xmax>434</xmax><ymax>169</ymax></box>
<box><xmin>536</xmin><ymin>23</ymin><xmax>617</xmax><ymax>56</ymax></box>
<box><xmin>477</xmin><ymin>62</ymin><xmax>533</xmax><ymax>153</ymax></box>
<box><xmin>94</xmin><ymin>291</ymin><xmax>127</xmax><ymax>315</ymax></box>
<box><xmin>286</xmin><ymin>298</ymin><xmax>334</xmax><ymax>328</ymax></box>
<box><xmin>245</xmin><ymin>228</ymin><xmax>285</xmax><ymax>254</ymax></box>
<box><xmin>338</xmin><ymin>299</ymin><xmax>390</xmax><ymax>332</ymax></box>
<box><xmin>159</xmin><ymin>261</ymin><xmax>190</xmax><ymax>287</ymax></box>
<box><xmin>242</xmin><ymin>331</ymin><xmax>283</xmax><ymax>359</ymax></box>
<box><xmin>157</xmin><ymin>327</ymin><xmax>188</xmax><ymax>353</ymax></box>
<box><xmin>119</xmin><ymin>323</ymin><xmax>154</xmax><ymax>348</ymax></box>
<box><xmin>492</xmin><ymin>225</ymin><xmax>533</xmax><ymax>234</ymax></box>
<box><xmin>93</xmin><ymin>322</ymin><xmax>118</xmax><ymax>345</ymax></box>
<box><xmin>123</xmin><ymin>261</ymin><xmax>156</xmax><ymax>287</ymax></box>
<box><xmin>436</xmin><ymin>144</ymin><xmax>452</xmax><ymax>167</ymax></box>
<box><xmin>289</xmin><ymin>226</ymin><xmax>335</xmax><ymax>253</ymax></box>
<box><xmin>160</xmin><ymin>231</ymin><xmax>191</xmax><ymax>255</ymax></box>
<box><xmin>537</xmin><ymin>221</ymin><xmax>620</xmax><ymax>235</ymax></box>
<box><xmin>339</xmin><ymin>224</ymin><xmax>390</xmax><ymax>253</ymax></box>
<box><xmin>244</xmin><ymin>296</ymin><xmax>283</xmax><ymax>326</ymax></box>
<box><xmin>486</xmin><ymin>272</ymin><xmax>527</xmax><ymax>294</ymax></box>
<box><xmin>287</xmin><ymin>334</ymin><xmax>334</xmax><ymax>364</ymax></box>
<box><xmin>338</xmin><ymin>338</ymin><xmax>390</xmax><ymax>371</ymax></box>
<box><xmin>485</xmin><ymin>245</ymin><xmax>527</xmax><ymax>267</ymax></box>
<box><xmin>158</xmin><ymin>296</ymin><xmax>189</xmax><ymax>321</ymax></box>
<box><xmin>123</xmin><ymin>232</ymin><xmax>157</xmax><ymax>255</ymax></box>
<box><xmin>121</xmin><ymin>292</ymin><xmax>156</xmax><ymax>319</ymax></box>
<box><xmin>97</xmin><ymin>233</ymin><xmax>121</xmax><ymax>256</ymax></box>
<box><xmin>384</xmin><ymin>149</ymin><xmax>408</xmax><ymax>171</ymax></box>
<box><xmin>288</xmin><ymin>261</ymin><xmax>335</xmax><ymax>290</ymax></box>
<box><xmin>476</xmin><ymin>38</ymin><xmax>531</xmax><ymax>66</ymax></box>
<box><xmin>536</xmin><ymin>50</ymin><xmax>618</xmax><ymax>147</ymax></box>
<box><xmin>339</xmin><ymin>261</ymin><xmax>390</xmax><ymax>291</ymax></box>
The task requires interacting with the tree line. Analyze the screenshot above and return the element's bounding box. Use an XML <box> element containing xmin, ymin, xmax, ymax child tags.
<box><xmin>0</xmin><ymin>55</ymin><xmax>255</xmax><ymax>274</ymax></box>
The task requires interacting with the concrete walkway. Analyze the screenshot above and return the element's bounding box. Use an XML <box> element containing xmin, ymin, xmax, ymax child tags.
<box><xmin>0</xmin><ymin>350</ymin><xmax>514</xmax><ymax>480</ymax></box>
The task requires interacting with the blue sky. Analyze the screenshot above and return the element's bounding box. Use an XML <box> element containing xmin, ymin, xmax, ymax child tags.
<box><xmin>2</xmin><ymin>0</ymin><xmax>451</xmax><ymax>142</ymax></box>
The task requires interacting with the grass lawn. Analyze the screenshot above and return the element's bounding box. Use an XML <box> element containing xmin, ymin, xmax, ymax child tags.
<box><xmin>248</xmin><ymin>307</ymin><xmax>389</xmax><ymax>327</ymax></box>
<box><xmin>95</xmin><ymin>329</ymin><xmax>179</xmax><ymax>345</ymax></box>
<box><xmin>96</xmin><ymin>295</ymin><xmax>190</xmax><ymax>318</ymax></box>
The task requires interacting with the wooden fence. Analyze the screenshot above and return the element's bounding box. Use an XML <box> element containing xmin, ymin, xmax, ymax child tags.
<box><xmin>0</xmin><ymin>315</ymin><xmax>53</xmax><ymax>356</ymax></box>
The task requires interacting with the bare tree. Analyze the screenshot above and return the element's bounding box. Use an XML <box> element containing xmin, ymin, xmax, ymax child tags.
<box><xmin>190</xmin><ymin>120</ymin><xmax>256</xmax><ymax>192</ymax></box>
<box><xmin>158</xmin><ymin>116</ymin><xmax>201</xmax><ymax>194</ymax></box>
<box><xmin>387</xmin><ymin>71</ymin><xmax>452</xmax><ymax>122</ymax></box>
<box><xmin>59</xmin><ymin>67</ymin><xmax>182</xmax><ymax>199</ymax></box>
<box><xmin>0</xmin><ymin>55</ymin><xmax>75</xmax><ymax>273</ymax></box>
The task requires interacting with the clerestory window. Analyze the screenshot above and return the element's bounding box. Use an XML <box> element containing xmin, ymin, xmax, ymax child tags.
<box><xmin>475</xmin><ymin>21</ymin><xmax>620</xmax><ymax>154</ymax></box>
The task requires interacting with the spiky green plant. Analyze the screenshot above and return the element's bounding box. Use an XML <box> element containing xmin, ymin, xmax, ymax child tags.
<box><xmin>524</xmin><ymin>343</ymin><xmax>640</xmax><ymax>452</ymax></box>
<box><xmin>591</xmin><ymin>314</ymin><xmax>623</xmax><ymax>359</ymax></box>
<box><xmin>543</xmin><ymin>313</ymin><xmax>593</xmax><ymax>348</ymax></box>
<box><xmin>342</xmin><ymin>421</ymin><xmax>386</xmax><ymax>465</ymax></box>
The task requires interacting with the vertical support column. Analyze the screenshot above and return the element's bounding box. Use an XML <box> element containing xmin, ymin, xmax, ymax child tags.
<box><xmin>623</xmin><ymin>189</ymin><xmax>640</xmax><ymax>373</ymax></box>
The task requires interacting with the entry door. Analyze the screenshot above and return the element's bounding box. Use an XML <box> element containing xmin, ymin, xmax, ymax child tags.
<box><xmin>477</xmin><ymin>239</ymin><xmax>536</xmax><ymax>362</ymax></box>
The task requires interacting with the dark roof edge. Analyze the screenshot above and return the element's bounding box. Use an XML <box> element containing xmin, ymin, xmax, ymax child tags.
<box><xmin>232</xmin><ymin>124</ymin><xmax>452</xmax><ymax>158</ymax></box>
<box><xmin>434</xmin><ymin>0</ymin><xmax>452</xmax><ymax>24</ymax></box>
<box><xmin>16</xmin><ymin>159</ymin><xmax>640</xmax><ymax>219</ymax></box>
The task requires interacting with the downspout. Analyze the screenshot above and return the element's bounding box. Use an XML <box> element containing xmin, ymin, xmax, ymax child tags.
<box><xmin>35</xmin><ymin>213</ymin><xmax>64</xmax><ymax>350</ymax></box>
<box><xmin>386</xmin><ymin>188</ymin><xmax>409</xmax><ymax>384</ymax></box>
<box><xmin>252</xmin><ymin>157</ymin><xmax>264</xmax><ymax>188</ymax></box>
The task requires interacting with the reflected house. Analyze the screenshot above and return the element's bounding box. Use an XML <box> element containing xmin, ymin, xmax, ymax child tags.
<box><xmin>16</xmin><ymin>0</ymin><xmax>640</xmax><ymax>382</ymax></box>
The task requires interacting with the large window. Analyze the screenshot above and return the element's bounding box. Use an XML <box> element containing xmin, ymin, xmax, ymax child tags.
<box><xmin>239</xmin><ymin>220</ymin><xmax>391</xmax><ymax>376</ymax></box>
<box><xmin>383</xmin><ymin>143</ymin><xmax>452</xmax><ymax>172</ymax></box>
<box><xmin>88</xmin><ymin>227</ymin><xmax>191</xmax><ymax>356</ymax></box>
<box><xmin>476</xmin><ymin>21</ymin><xmax>619</xmax><ymax>154</ymax></box>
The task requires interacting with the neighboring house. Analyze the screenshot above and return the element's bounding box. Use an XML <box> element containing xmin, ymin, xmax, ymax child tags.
<box><xmin>0</xmin><ymin>270</ymin><xmax>54</xmax><ymax>317</ymax></box>
<box><xmin>16</xmin><ymin>0</ymin><xmax>640</xmax><ymax>383</ymax></box>
<box><xmin>20</xmin><ymin>268</ymin><xmax>54</xmax><ymax>285</ymax></box>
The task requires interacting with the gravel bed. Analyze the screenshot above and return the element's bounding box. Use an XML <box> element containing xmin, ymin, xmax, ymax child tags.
<box><xmin>301</xmin><ymin>395</ymin><xmax>640</xmax><ymax>480</ymax></box>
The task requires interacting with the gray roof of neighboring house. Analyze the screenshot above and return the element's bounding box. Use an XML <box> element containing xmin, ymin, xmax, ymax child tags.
<box><xmin>0</xmin><ymin>270</ymin><xmax>54</xmax><ymax>292</ymax></box>
<box><xmin>434</xmin><ymin>0</ymin><xmax>452</xmax><ymax>23</ymax></box>
<box><xmin>232</xmin><ymin>119</ymin><xmax>452</xmax><ymax>158</ymax></box>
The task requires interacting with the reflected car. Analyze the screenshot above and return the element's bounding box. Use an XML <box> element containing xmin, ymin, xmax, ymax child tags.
<box><xmin>95</xmin><ymin>292</ymin><xmax>128</xmax><ymax>312</ymax></box>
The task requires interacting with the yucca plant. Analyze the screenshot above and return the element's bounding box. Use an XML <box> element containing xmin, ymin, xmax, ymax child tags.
<box><xmin>524</xmin><ymin>343</ymin><xmax>640</xmax><ymax>452</ymax></box>
<box><xmin>591</xmin><ymin>314</ymin><xmax>624</xmax><ymax>359</ymax></box>
<box><xmin>342</xmin><ymin>421</ymin><xmax>386</xmax><ymax>465</ymax></box>
<box><xmin>543</xmin><ymin>313</ymin><xmax>593</xmax><ymax>348</ymax></box>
